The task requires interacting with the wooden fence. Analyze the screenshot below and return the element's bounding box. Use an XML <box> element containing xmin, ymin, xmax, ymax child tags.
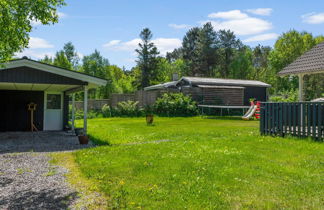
<box><xmin>260</xmin><ymin>102</ymin><xmax>324</xmax><ymax>140</ymax></box>
<box><xmin>71</xmin><ymin>99</ymin><xmax>110</xmax><ymax>110</ymax></box>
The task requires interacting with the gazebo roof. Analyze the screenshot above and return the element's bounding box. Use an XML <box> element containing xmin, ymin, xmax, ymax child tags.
<box><xmin>278</xmin><ymin>42</ymin><xmax>324</xmax><ymax>76</ymax></box>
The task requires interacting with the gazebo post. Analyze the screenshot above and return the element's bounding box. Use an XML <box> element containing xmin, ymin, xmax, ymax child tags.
<box><xmin>83</xmin><ymin>86</ymin><xmax>88</xmax><ymax>135</ymax></box>
<box><xmin>298</xmin><ymin>74</ymin><xmax>304</xmax><ymax>102</ymax></box>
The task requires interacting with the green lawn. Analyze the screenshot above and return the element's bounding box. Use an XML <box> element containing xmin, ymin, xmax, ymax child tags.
<box><xmin>72</xmin><ymin>117</ymin><xmax>324</xmax><ymax>209</ymax></box>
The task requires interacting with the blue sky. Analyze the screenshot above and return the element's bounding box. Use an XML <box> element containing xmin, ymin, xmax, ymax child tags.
<box><xmin>18</xmin><ymin>0</ymin><xmax>324</xmax><ymax>69</ymax></box>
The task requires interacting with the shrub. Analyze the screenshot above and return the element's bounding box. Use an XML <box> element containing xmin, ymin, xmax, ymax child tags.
<box><xmin>269</xmin><ymin>89</ymin><xmax>298</xmax><ymax>102</ymax></box>
<box><xmin>75</xmin><ymin>109</ymin><xmax>102</xmax><ymax>119</ymax></box>
<box><xmin>115</xmin><ymin>100</ymin><xmax>144</xmax><ymax>117</ymax></box>
<box><xmin>102</xmin><ymin>104</ymin><xmax>112</xmax><ymax>117</ymax></box>
<box><xmin>154</xmin><ymin>93</ymin><xmax>198</xmax><ymax>117</ymax></box>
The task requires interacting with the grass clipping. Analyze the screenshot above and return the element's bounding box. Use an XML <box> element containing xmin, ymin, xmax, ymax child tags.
<box><xmin>51</xmin><ymin>152</ymin><xmax>108</xmax><ymax>209</ymax></box>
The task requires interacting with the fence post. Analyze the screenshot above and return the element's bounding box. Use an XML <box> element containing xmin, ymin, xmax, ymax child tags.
<box><xmin>313</xmin><ymin>103</ymin><xmax>317</xmax><ymax>139</ymax></box>
<box><xmin>260</xmin><ymin>103</ymin><xmax>264</xmax><ymax>135</ymax></box>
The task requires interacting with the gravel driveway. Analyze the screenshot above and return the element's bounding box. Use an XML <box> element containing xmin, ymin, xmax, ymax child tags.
<box><xmin>0</xmin><ymin>131</ymin><xmax>93</xmax><ymax>209</ymax></box>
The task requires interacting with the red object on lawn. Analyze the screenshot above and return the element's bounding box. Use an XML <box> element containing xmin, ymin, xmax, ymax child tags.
<box><xmin>255</xmin><ymin>101</ymin><xmax>261</xmax><ymax>119</ymax></box>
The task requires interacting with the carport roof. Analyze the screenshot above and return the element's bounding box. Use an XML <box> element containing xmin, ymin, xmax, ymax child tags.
<box><xmin>1</xmin><ymin>58</ymin><xmax>107</xmax><ymax>88</ymax></box>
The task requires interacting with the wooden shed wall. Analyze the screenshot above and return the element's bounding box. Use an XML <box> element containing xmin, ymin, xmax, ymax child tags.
<box><xmin>244</xmin><ymin>87</ymin><xmax>267</xmax><ymax>105</ymax></box>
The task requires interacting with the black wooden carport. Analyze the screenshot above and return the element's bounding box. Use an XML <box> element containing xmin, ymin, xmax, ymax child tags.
<box><xmin>0</xmin><ymin>58</ymin><xmax>107</xmax><ymax>133</ymax></box>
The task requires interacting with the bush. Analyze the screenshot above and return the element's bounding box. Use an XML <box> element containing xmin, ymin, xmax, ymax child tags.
<box><xmin>102</xmin><ymin>104</ymin><xmax>112</xmax><ymax>117</ymax></box>
<box><xmin>74</xmin><ymin>109</ymin><xmax>102</xmax><ymax>119</ymax></box>
<box><xmin>269</xmin><ymin>89</ymin><xmax>298</xmax><ymax>102</ymax></box>
<box><xmin>114</xmin><ymin>100</ymin><xmax>144</xmax><ymax>117</ymax></box>
<box><xmin>154</xmin><ymin>93</ymin><xmax>198</xmax><ymax>117</ymax></box>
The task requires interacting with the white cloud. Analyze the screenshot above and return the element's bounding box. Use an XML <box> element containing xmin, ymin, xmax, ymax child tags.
<box><xmin>208</xmin><ymin>10</ymin><xmax>248</xmax><ymax>19</ymax></box>
<box><xmin>302</xmin><ymin>12</ymin><xmax>324</xmax><ymax>24</ymax></box>
<box><xmin>203</xmin><ymin>9</ymin><xmax>272</xmax><ymax>35</ymax></box>
<box><xmin>28</xmin><ymin>37</ymin><xmax>54</xmax><ymax>49</ymax></box>
<box><xmin>168</xmin><ymin>23</ymin><xmax>191</xmax><ymax>29</ymax></box>
<box><xmin>243</xmin><ymin>33</ymin><xmax>279</xmax><ymax>43</ymax></box>
<box><xmin>103</xmin><ymin>40</ymin><xmax>121</xmax><ymax>47</ymax></box>
<box><xmin>15</xmin><ymin>49</ymin><xmax>55</xmax><ymax>59</ymax></box>
<box><xmin>103</xmin><ymin>38</ymin><xmax>181</xmax><ymax>55</ymax></box>
<box><xmin>57</xmin><ymin>12</ymin><xmax>67</xmax><ymax>18</ymax></box>
<box><xmin>77</xmin><ymin>52</ymin><xmax>84</xmax><ymax>59</ymax></box>
<box><xmin>154</xmin><ymin>38</ymin><xmax>182</xmax><ymax>54</ymax></box>
<box><xmin>202</xmin><ymin>18</ymin><xmax>272</xmax><ymax>35</ymax></box>
<box><xmin>246</xmin><ymin>8</ymin><xmax>273</xmax><ymax>16</ymax></box>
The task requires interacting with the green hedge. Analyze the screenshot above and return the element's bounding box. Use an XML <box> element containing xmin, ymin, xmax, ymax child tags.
<box><xmin>153</xmin><ymin>93</ymin><xmax>198</xmax><ymax>117</ymax></box>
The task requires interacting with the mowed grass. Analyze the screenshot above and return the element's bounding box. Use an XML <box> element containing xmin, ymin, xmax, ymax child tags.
<box><xmin>73</xmin><ymin>117</ymin><xmax>324</xmax><ymax>209</ymax></box>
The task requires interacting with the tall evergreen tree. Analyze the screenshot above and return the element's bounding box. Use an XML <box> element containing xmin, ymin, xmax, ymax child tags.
<box><xmin>135</xmin><ymin>28</ymin><xmax>160</xmax><ymax>88</ymax></box>
<box><xmin>196</xmin><ymin>22</ymin><xmax>219</xmax><ymax>76</ymax></box>
<box><xmin>251</xmin><ymin>45</ymin><xmax>271</xmax><ymax>80</ymax></box>
<box><xmin>166</xmin><ymin>48</ymin><xmax>183</xmax><ymax>62</ymax></box>
<box><xmin>218</xmin><ymin>30</ymin><xmax>242</xmax><ymax>78</ymax></box>
<box><xmin>182</xmin><ymin>27</ymin><xmax>201</xmax><ymax>76</ymax></box>
<box><xmin>63</xmin><ymin>42</ymin><xmax>79</xmax><ymax>69</ymax></box>
<box><xmin>229</xmin><ymin>46</ymin><xmax>253</xmax><ymax>79</ymax></box>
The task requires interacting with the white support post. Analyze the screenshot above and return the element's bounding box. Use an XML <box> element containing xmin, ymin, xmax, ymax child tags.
<box><xmin>71</xmin><ymin>93</ymin><xmax>75</xmax><ymax>131</ymax></box>
<box><xmin>83</xmin><ymin>86</ymin><xmax>88</xmax><ymax>135</ymax></box>
<box><xmin>298</xmin><ymin>74</ymin><xmax>304</xmax><ymax>102</ymax></box>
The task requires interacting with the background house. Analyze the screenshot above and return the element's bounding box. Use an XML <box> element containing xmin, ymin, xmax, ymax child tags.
<box><xmin>144</xmin><ymin>77</ymin><xmax>271</xmax><ymax>106</ymax></box>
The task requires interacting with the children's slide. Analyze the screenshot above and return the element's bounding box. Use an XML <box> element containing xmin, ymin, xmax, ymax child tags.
<box><xmin>242</xmin><ymin>105</ymin><xmax>258</xmax><ymax>120</ymax></box>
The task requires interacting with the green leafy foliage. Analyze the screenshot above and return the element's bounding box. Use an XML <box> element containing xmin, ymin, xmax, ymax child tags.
<box><xmin>269</xmin><ymin>89</ymin><xmax>298</xmax><ymax>102</ymax></box>
<box><xmin>268</xmin><ymin>30</ymin><xmax>324</xmax><ymax>97</ymax></box>
<box><xmin>114</xmin><ymin>101</ymin><xmax>144</xmax><ymax>117</ymax></box>
<box><xmin>154</xmin><ymin>93</ymin><xmax>198</xmax><ymax>116</ymax></box>
<box><xmin>74</xmin><ymin>109</ymin><xmax>103</xmax><ymax>120</ymax></box>
<box><xmin>36</xmin><ymin>28</ymin><xmax>323</xmax><ymax>101</ymax></box>
<box><xmin>53</xmin><ymin>51</ymin><xmax>73</xmax><ymax>70</ymax></box>
<box><xmin>101</xmin><ymin>104</ymin><xmax>112</xmax><ymax>118</ymax></box>
<box><xmin>0</xmin><ymin>0</ymin><xmax>65</xmax><ymax>62</ymax></box>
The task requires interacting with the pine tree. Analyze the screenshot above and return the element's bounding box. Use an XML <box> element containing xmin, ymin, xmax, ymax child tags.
<box><xmin>135</xmin><ymin>28</ymin><xmax>160</xmax><ymax>88</ymax></box>
<box><xmin>196</xmin><ymin>22</ymin><xmax>219</xmax><ymax>76</ymax></box>
<box><xmin>63</xmin><ymin>42</ymin><xmax>79</xmax><ymax>69</ymax></box>
<box><xmin>218</xmin><ymin>30</ymin><xmax>242</xmax><ymax>78</ymax></box>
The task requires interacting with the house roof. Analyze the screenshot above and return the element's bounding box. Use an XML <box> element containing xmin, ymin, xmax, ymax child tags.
<box><xmin>144</xmin><ymin>77</ymin><xmax>270</xmax><ymax>91</ymax></box>
<box><xmin>181</xmin><ymin>77</ymin><xmax>271</xmax><ymax>87</ymax></box>
<box><xmin>278</xmin><ymin>42</ymin><xmax>324</xmax><ymax>76</ymax></box>
<box><xmin>1</xmin><ymin>58</ymin><xmax>107</xmax><ymax>88</ymax></box>
<box><xmin>144</xmin><ymin>81</ymin><xmax>178</xmax><ymax>91</ymax></box>
<box><xmin>197</xmin><ymin>85</ymin><xmax>245</xmax><ymax>89</ymax></box>
<box><xmin>311</xmin><ymin>97</ymin><xmax>324</xmax><ymax>102</ymax></box>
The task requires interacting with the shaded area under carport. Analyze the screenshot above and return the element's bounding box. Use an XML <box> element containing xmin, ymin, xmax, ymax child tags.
<box><xmin>0</xmin><ymin>131</ymin><xmax>93</xmax><ymax>154</ymax></box>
